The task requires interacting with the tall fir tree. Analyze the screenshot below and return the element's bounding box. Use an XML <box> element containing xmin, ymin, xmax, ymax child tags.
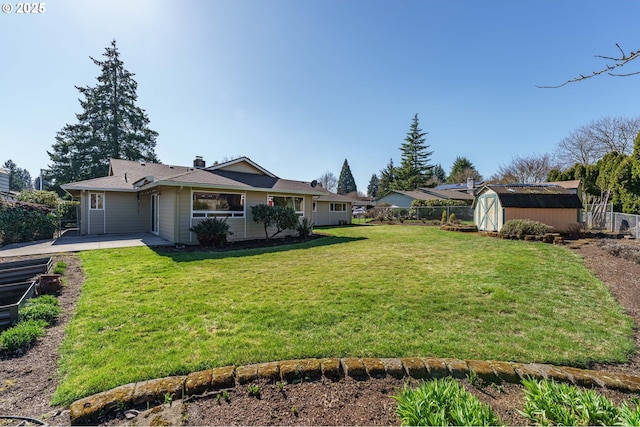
<box><xmin>337</xmin><ymin>159</ymin><xmax>357</xmax><ymax>195</ymax></box>
<box><xmin>396</xmin><ymin>114</ymin><xmax>433</xmax><ymax>190</ymax></box>
<box><xmin>47</xmin><ymin>40</ymin><xmax>159</xmax><ymax>189</ymax></box>
<box><xmin>367</xmin><ymin>174</ymin><xmax>379</xmax><ymax>198</ymax></box>
<box><xmin>432</xmin><ymin>163</ymin><xmax>447</xmax><ymax>184</ymax></box>
<box><xmin>378</xmin><ymin>158</ymin><xmax>397</xmax><ymax>197</ymax></box>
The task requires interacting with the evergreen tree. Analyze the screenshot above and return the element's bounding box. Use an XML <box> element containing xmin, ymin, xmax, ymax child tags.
<box><xmin>337</xmin><ymin>159</ymin><xmax>357</xmax><ymax>195</ymax></box>
<box><xmin>432</xmin><ymin>164</ymin><xmax>447</xmax><ymax>184</ymax></box>
<box><xmin>446</xmin><ymin>156</ymin><xmax>483</xmax><ymax>183</ymax></box>
<box><xmin>47</xmin><ymin>40</ymin><xmax>159</xmax><ymax>189</ymax></box>
<box><xmin>396</xmin><ymin>114</ymin><xmax>433</xmax><ymax>190</ymax></box>
<box><xmin>378</xmin><ymin>158</ymin><xmax>397</xmax><ymax>197</ymax></box>
<box><xmin>2</xmin><ymin>160</ymin><xmax>32</xmax><ymax>191</ymax></box>
<box><xmin>367</xmin><ymin>174</ymin><xmax>379</xmax><ymax>198</ymax></box>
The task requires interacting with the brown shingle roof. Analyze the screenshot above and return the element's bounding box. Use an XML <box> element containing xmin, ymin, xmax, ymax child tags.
<box><xmin>62</xmin><ymin>158</ymin><xmax>323</xmax><ymax>195</ymax></box>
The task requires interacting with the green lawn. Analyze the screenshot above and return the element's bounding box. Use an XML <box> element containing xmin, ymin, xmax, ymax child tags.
<box><xmin>53</xmin><ymin>225</ymin><xmax>635</xmax><ymax>405</ymax></box>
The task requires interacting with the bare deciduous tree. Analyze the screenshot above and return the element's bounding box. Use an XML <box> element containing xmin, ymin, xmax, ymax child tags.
<box><xmin>490</xmin><ymin>153</ymin><xmax>559</xmax><ymax>184</ymax></box>
<box><xmin>317</xmin><ymin>171</ymin><xmax>338</xmax><ymax>192</ymax></box>
<box><xmin>555</xmin><ymin>116</ymin><xmax>640</xmax><ymax>168</ymax></box>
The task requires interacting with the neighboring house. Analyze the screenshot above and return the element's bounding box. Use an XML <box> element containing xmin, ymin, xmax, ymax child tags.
<box><xmin>0</xmin><ymin>168</ymin><xmax>9</xmax><ymax>193</ymax></box>
<box><xmin>473</xmin><ymin>184</ymin><xmax>583</xmax><ymax>233</ymax></box>
<box><xmin>376</xmin><ymin>188</ymin><xmax>474</xmax><ymax>207</ymax></box>
<box><xmin>312</xmin><ymin>188</ymin><xmax>358</xmax><ymax>225</ymax></box>
<box><xmin>61</xmin><ymin>157</ymin><xmax>325</xmax><ymax>244</ymax></box>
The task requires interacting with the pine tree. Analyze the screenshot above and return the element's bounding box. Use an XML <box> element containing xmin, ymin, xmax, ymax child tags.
<box><xmin>337</xmin><ymin>159</ymin><xmax>357</xmax><ymax>195</ymax></box>
<box><xmin>367</xmin><ymin>174</ymin><xmax>379</xmax><ymax>198</ymax></box>
<box><xmin>396</xmin><ymin>114</ymin><xmax>433</xmax><ymax>190</ymax></box>
<box><xmin>47</xmin><ymin>40</ymin><xmax>159</xmax><ymax>189</ymax></box>
<box><xmin>378</xmin><ymin>158</ymin><xmax>397</xmax><ymax>197</ymax></box>
<box><xmin>432</xmin><ymin>164</ymin><xmax>447</xmax><ymax>184</ymax></box>
<box><xmin>446</xmin><ymin>156</ymin><xmax>482</xmax><ymax>183</ymax></box>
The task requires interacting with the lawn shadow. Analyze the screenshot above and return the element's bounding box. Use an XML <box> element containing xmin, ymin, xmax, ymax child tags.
<box><xmin>150</xmin><ymin>234</ymin><xmax>367</xmax><ymax>263</ymax></box>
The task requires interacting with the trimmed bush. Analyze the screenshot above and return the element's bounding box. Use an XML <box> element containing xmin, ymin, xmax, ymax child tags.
<box><xmin>0</xmin><ymin>319</ymin><xmax>47</xmax><ymax>352</ymax></box>
<box><xmin>393</xmin><ymin>378</ymin><xmax>500</xmax><ymax>426</ymax></box>
<box><xmin>500</xmin><ymin>219</ymin><xmax>553</xmax><ymax>238</ymax></box>
<box><xmin>0</xmin><ymin>199</ymin><xmax>57</xmax><ymax>245</ymax></box>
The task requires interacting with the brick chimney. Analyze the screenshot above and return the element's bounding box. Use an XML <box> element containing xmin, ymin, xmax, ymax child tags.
<box><xmin>193</xmin><ymin>156</ymin><xmax>206</xmax><ymax>169</ymax></box>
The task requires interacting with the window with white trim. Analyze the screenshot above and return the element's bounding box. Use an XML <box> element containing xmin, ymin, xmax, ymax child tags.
<box><xmin>192</xmin><ymin>191</ymin><xmax>245</xmax><ymax>218</ymax></box>
<box><xmin>330</xmin><ymin>203</ymin><xmax>347</xmax><ymax>212</ymax></box>
<box><xmin>268</xmin><ymin>195</ymin><xmax>304</xmax><ymax>215</ymax></box>
<box><xmin>89</xmin><ymin>192</ymin><xmax>104</xmax><ymax>210</ymax></box>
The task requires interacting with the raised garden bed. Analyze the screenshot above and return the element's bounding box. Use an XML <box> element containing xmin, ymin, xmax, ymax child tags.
<box><xmin>0</xmin><ymin>257</ymin><xmax>52</xmax><ymax>330</ymax></box>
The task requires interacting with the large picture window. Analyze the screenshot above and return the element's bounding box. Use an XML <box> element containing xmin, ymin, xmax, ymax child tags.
<box><xmin>192</xmin><ymin>191</ymin><xmax>245</xmax><ymax>218</ymax></box>
<box><xmin>268</xmin><ymin>195</ymin><xmax>304</xmax><ymax>215</ymax></box>
<box><xmin>89</xmin><ymin>192</ymin><xmax>104</xmax><ymax>210</ymax></box>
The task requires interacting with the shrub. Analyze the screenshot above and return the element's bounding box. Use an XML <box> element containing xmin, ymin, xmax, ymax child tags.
<box><xmin>297</xmin><ymin>217</ymin><xmax>314</xmax><ymax>240</ymax></box>
<box><xmin>393</xmin><ymin>378</ymin><xmax>500</xmax><ymax>426</ymax></box>
<box><xmin>441</xmin><ymin>210</ymin><xmax>447</xmax><ymax>224</ymax></box>
<box><xmin>0</xmin><ymin>200</ymin><xmax>57</xmax><ymax>245</ymax></box>
<box><xmin>251</xmin><ymin>204</ymin><xmax>299</xmax><ymax>240</ymax></box>
<box><xmin>189</xmin><ymin>217</ymin><xmax>233</xmax><ymax>248</ymax></box>
<box><xmin>500</xmin><ymin>219</ymin><xmax>553</xmax><ymax>238</ymax></box>
<box><xmin>19</xmin><ymin>296</ymin><xmax>61</xmax><ymax>324</ymax></box>
<box><xmin>0</xmin><ymin>319</ymin><xmax>47</xmax><ymax>352</ymax></box>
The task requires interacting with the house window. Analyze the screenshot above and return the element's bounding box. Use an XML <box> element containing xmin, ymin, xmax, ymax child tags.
<box><xmin>268</xmin><ymin>195</ymin><xmax>304</xmax><ymax>215</ymax></box>
<box><xmin>192</xmin><ymin>191</ymin><xmax>245</xmax><ymax>218</ymax></box>
<box><xmin>330</xmin><ymin>203</ymin><xmax>346</xmax><ymax>212</ymax></box>
<box><xmin>89</xmin><ymin>192</ymin><xmax>104</xmax><ymax>210</ymax></box>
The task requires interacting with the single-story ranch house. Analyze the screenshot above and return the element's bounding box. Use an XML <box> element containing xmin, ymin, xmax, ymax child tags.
<box><xmin>473</xmin><ymin>183</ymin><xmax>583</xmax><ymax>233</ymax></box>
<box><xmin>62</xmin><ymin>157</ymin><xmax>349</xmax><ymax>244</ymax></box>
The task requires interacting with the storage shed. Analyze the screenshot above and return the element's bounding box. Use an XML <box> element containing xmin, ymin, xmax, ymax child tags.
<box><xmin>473</xmin><ymin>184</ymin><xmax>583</xmax><ymax>233</ymax></box>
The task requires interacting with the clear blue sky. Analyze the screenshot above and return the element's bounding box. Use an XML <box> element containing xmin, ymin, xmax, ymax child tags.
<box><xmin>1</xmin><ymin>0</ymin><xmax>639</xmax><ymax>194</ymax></box>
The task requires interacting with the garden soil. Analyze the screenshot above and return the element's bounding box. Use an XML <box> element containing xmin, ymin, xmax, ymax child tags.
<box><xmin>1</xmin><ymin>237</ymin><xmax>640</xmax><ymax>425</ymax></box>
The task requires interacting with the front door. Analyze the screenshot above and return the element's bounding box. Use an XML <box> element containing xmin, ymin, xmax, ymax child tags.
<box><xmin>151</xmin><ymin>194</ymin><xmax>159</xmax><ymax>234</ymax></box>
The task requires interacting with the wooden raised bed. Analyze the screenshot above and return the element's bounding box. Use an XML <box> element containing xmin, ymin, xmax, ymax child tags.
<box><xmin>0</xmin><ymin>257</ymin><xmax>52</xmax><ymax>330</ymax></box>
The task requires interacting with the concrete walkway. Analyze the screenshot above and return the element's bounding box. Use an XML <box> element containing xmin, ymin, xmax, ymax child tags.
<box><xmin>0</xmin><ymin>230</ymin><xmax>173</xmax><ymax>257</ymax></box>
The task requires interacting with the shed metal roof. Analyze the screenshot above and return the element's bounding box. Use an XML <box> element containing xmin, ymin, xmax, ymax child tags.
<box><xmin>479</xmin><ymin>184</ymin><xmax>583</xmax><ymax>209</ymax></box>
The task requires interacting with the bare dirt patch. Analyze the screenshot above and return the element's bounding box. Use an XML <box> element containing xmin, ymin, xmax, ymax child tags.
<box><xmin>2</xmin><ymin>237</ymin><xmax>640</xmax><ymax>425</ymax></box>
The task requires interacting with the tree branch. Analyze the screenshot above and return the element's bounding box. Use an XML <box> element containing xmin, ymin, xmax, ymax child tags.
<box><xmin>537</xmin><ymin>44</ymin><xmax>640</xmax><ymax>88</ymax></box>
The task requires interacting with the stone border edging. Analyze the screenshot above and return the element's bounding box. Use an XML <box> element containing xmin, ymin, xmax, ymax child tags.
<box><xmin>69</xmin><ymin>357</ymin><xmax>640</xmax><ymax>424</ymax></box>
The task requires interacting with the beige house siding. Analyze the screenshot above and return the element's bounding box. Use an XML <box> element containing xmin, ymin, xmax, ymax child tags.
<box><xmin>157</xmin><ymin>189</ymin><xmax>175</xmax><ymax>243</ymax></box>
<box><xmin>313</xmin><ymin>201</ymin><xmax>352</xmax><ymax>225</ymax></box>
<box><xmin>182</xmin><ymin>190</ymin><xmax>314</xmax><ymax>245</ymax></box>
<box><xmin>504</xmin><ymin>208</ymin><xmax>579</xmax><ymax>233</ymax></box>
<box><xmin>104</xmin><ymin>192</ymin><xmax>149</xmax><ymax>233</ymax></box>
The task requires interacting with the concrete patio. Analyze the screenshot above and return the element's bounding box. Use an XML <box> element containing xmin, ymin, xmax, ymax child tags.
<box><xmin>0</xmin><ymin>230</ymin><xmax>173</xmax><ymax>257</ymax></box>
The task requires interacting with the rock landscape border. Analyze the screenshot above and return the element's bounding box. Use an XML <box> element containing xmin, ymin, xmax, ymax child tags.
<box><xmin>69</xmin><ymin>356</ymin><xmax>640</xmax><ymax>424</ymax></box>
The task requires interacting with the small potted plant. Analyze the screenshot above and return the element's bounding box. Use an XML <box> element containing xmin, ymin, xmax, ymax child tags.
<box><xmin>189</xmin><ymin>217</ymin><xmax>233</xmax><ymax>248</ymax></box>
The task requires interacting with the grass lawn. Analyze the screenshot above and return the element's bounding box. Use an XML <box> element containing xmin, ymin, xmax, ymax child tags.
<box><xmin>53</xmin><ymin>225</ymin><xmax>635</xmax><ymax>405</ymax></box>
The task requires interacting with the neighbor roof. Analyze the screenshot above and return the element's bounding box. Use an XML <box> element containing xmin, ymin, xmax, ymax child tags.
<box><xmin>477</xmin><ymin>184</ymin><xmax>583</xmax><ymax>209</ymax></box>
